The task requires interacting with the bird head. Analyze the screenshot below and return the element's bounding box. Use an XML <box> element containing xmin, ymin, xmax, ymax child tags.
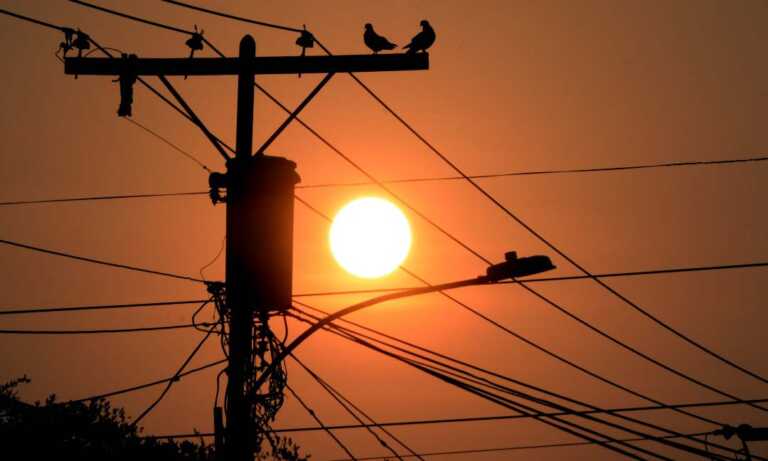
<box><xmin>420</xmin><ymin>20</ymin><xmax>430</xmax><ymax>28</ymax></box>
<box><xmin>364</xmin><ymin>23</ymin><xmax>373</xmax><ymax>30</ymax></box>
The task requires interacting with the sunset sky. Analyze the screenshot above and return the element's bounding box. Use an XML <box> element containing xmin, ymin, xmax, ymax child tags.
<box><xmin>1</xmin><ymin>1</ymin><xmax>768</xmax><ymax>459</ymax></box>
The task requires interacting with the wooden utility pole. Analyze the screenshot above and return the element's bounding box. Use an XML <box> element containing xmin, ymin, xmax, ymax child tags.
<box><xmin>66</xmin><ymin>35</ymin><xmax>427</xmax><ymax>461</ymax></box>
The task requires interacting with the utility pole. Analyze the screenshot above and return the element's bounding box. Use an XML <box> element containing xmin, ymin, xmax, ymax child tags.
<box><xmin>65</xmin><ymin>36</ymin><xmax>428</xmax><ymax>461</ymax></box>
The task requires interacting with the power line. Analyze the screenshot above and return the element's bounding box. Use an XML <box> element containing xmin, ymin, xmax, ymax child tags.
<box><xmin>2</xmin><ymin>255</ymin><xmax>763</xmax><ymax>317</ymax></box>
<box><xmin>349</xmin><ymin>51</ymin><xmax>768</xmax><ymax>392</ymax></box>
<box><xmin>292</xmin><ymin>260</ymin><xmax>768</xmax><ymax>297</ymax></box>
<box><xmin>143</xmin><ymin>391</ymin><xmax>768</xmax><ymax>432</ymax></box>
<box><xmin>291</xmin><ymin>354</ymin><xmax>423</xmax><ymax>461</ymax></box>
<box><xmin>0</xmin><ymin>191</ymin><xmax>207</xmax><ymax>207</ymax></box>
<box><xmin>0</xmin><ymin>299</ymin><xmax>209</xmax><ymax>316</ymax></box>
<box><xmin>0</xmin><ymin>238</ymin><xmax>206</xmax><ymax>284</ymax></box>
<box><xmin>0</xmin><ymin>7</ymin><xmax>68</xmax><ymax>32</ymax></box>
<box><xmin>318</xmin><ymin>319</ymin><xmax>729</xmax><ymax>461</ymax></box>
<box><xmin>292</xmin><ymin>312</ymin><xmax>663</xmax><ymax>460</ymax></box>
<box><xmin>27</xmin><ymin>3</ymin><xmax>760</xmax><ymax>450</ymax></box>
<box><xmin>68</xmin><ymin>358</ymin><xmax>226</xmax><ymax>404</ymax></box>
<box><xmin>298</xmin><ymin>155</ymin><xmax>768</xmax><ymax>186</ymax></box>
<box><xmin>255</xmin><ymin>58</ymin><xmax>767</xmax><ymax>417</ymax></box>
<box><xmin>0</xmin><ymin>323</ymin><xmax>213</xmax><ymax>335</ymax></box>
<box><xmin>141</xmin><ymin>430</ymin><xmax>714</xmax><ymax>458</ymax></box>
<box><xmin>133</xmin><ymin>310</ymin><xmax>217</xmax><ymax>425</ymax></box>
<box><xmin>4</xmin><ymin>154</ymin><xmax>767</xmax><ymax>207</ymax></box>
<box><xmin>71</xmin><ymin>0</ymin><xmax>191</xmax><ymax>35</ymax></box>
<box><xmin>285</xmin><ymin>383</ymin><xmax>358</xmax><ymax>461</ymax></box>
<box><xmin>124</xmin><ymin>117</ymin><xmax>212</xmax><ymax>172</ymax></box>
<box><xmin>330</xmin><ymin>33</ymin><xmax>768</xmax><ymax>395</ymax></box>
<box><xmin>292</xmin><ymin>195</ymin><xmax>725</xmax><ymax>428</ymax></box>
<box><xmin>322</xmin><ymin>432</ymin><xmax>713</xmax><ymax>461</ymax></box>
<box><xmin>34</xmin><ymin>0</ymin><xmax>768</xmax><ymax>404</ymax></box>
<box><xmin>281</xmin><ymin>6</ymin><xmax>768</xmax><ymax>404</ymax></box>
<box><xmin>290</xmin><ymin>305</ymin><xmax>752</xmax><ymax>460</ymax></box>
<box><xmin>161</xmin><ymin>0</ymin><xmax>303</xmax><ymax>33</ymax></box>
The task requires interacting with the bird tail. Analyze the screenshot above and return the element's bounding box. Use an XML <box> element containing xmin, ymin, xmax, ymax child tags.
<box><xmin>384</xmin><ymin>41</ymin><xmax>397</xmax><ymax>50</ymax></box>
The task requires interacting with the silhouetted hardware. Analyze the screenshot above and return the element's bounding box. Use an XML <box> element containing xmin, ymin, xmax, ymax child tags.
<box><xmin>364</xmin><ymin>23</ymin><xmax>397</xmax><ymax>54</ymax></box>
<box><xmin>115</xmin><ymin>53</ymin><xmax>138</xmax><ymax>117</ymax></box>
<box><xmin>295</xmin><ymin>25</ymin><xmax>315</xmax><ymax>56</ymax></box>
<box><xmin>208</xmin><ymin>171</ymin><xmax>227</xmax><ymax>204</ymax></box>
<box><xmin>72</xmin><ymin>29</ymin><xmax>90</xmax><ymax>57</ymax></box>
<box><xmin>404</xmin><ymin>20</ymin><xmax>436</xmax><ymax>54</ymax></box>
<box><xmin>486</xmin><ymin>251</ymin><xmax>556</xmax><ymax>282</ymax></box>
<box><xmin>58</xmin><ymin>27</ymin><xmax>75</xmax><ymax>56</ymax></box>
<box><xmin>295</xmin><ymin>25</ymin><xmax>315</xmax><ymax>78</ymax></box>
<box><xmin>65</xmin><ymin>53</ymin><xmax>428</xmax><ymax>76</ymax></box>
<box><xmin>185</xmin><ymin>25</ymin><xmax>205</xmax><ymax>58</ymax></box>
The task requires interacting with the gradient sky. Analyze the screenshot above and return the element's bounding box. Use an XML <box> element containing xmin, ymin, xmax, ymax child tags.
<box><xmin>1</xmin><ymin>1</ymin><xmax>767</xmax><ymax>459</ymax></box>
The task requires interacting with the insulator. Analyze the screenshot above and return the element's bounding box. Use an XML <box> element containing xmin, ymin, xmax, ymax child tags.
<box><xmin>73</xmin><ymin>30</ymin><xmax>90</xmax><ymax>58</ymax></box>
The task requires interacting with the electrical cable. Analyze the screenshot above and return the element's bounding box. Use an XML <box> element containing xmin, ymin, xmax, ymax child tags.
<box><xmin>318</xmin><ymin>20</ymin><xmax>768</xmax><ymax>395</ymax></box>
<box><xmin>312</xmin><ymin>317</ymin><xmax>730</xmax><ymax>461</ymax></box>
<box><xmin>291</xmin><ymin>354</ymin><xmax>424</xmax><ymax>461</ymax></box>
<box><xmin>0</xmin><ymin>299</ymin><xmax>209</xmax><ymax>316</ymax></box>
<box><xmin>293</xmin><ymin>195</ymin><xmax>725</xmax><ymax>428</ymax></box>
<box><xmin>297</xmin><ymin>155</ymin><xmax>768</xmax><ymax>187</ymax></box>
<box><xmin>333</xmin><ymin>36</ymin><xmax>768</xmax><ymax>391</ymax></box>
<box><xmin>0</xmin><ymin>7</ymin><xmax>68</xmax><ymax>31</ymax></box>
<box><xmin>10</xmin><ymin>4</ymin><xmax>756</xmax><ymax>452</ymax></box>
<box><xmin>285</xmin><ymin>383</ymin><xmax>358</xmax><ymax>461</ymax></box>
<box><xmin>53</xmin><ymin>0</ymin><xmax>768</xmax><ymax>399</ymax></box>
<box><xmin>291</xmin><ymin>258</ymin><xmax>768</xmax><ymax>296</ymax></box>
<box><xmin>321</xmin><ymin>432</ymin><xmax>713</xmax><ymax>461</ymax></box>
<box><xmin>289</xmin><ymin>305</ymin><xmax>753</xmax><ymax>460</ymax></box>
<box><xmin>0</xmin><ymin>191</ymin><xmax>208</xmax><ymax>207</ymax></box>
<box><xmin>0</xmin><ymin>323</ymin><xmax>212</xmax><ymax>335</ymax></box>
<box><xmin>184</xmin><ymin>0</ymin><xmax>768</xmax><ymax>406</ymax></box>
<box><xmin>71</xmin><ymin>0</ymin><xmax>191</xmax><ymax>35</ymax></box>
<box><xmin>68</xmin><ymin>358</ymin><xmax>226</xmax><ymax>404</ymax></box>
<box><xmin>124</xmin><ymin>117</ymin><xmax>212</xmax><ymax>172</ymax></box>
<box><xmin>295</xmin><ymin>177</ymin><xmax>768</xmax><ymax>415</ymax></box>
<box><xmin>0</xmin><ymin>238</ymin><xmax>205</xmax><ymax>283</ymax></box>
<box><xmin>132</xmin><ymin>314</ymin><xmax>219</xmax><ymax>425</ymax></box>
<box><xmin>3</xmin><ymin>154</ymin><xmax>766</xmax><ymax>207</ymax></box>
<box><xmin>161</xmin><ymin>0</ymin><xmax>304</xmax><ymax>33</ymax></box>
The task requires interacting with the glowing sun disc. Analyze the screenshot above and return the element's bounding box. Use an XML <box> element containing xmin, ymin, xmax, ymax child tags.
<box><xmin>330</xmin><ymin>197</ymin><xmax>412</xmax><ymax>278</ymax></box>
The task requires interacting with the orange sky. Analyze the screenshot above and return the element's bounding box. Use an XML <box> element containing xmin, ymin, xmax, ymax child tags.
<box><xmin>1</xmin><ymin>1</ymin><xmax>768</xmax><ymax>459</ymax></box>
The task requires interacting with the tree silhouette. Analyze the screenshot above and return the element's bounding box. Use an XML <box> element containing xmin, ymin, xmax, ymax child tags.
<box><xmin>0</xmin><ymin>377</ymin><xmax>309</xmax><ymax>461</ymax></box>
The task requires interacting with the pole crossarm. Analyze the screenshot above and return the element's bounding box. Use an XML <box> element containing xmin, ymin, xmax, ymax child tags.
<box><xmin>65</xmin><ymin>53</ymin><xmax>429</xmax><ymax>76</ymax></box>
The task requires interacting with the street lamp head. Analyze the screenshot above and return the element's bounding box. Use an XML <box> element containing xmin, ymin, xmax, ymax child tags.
<box><xmin>485</xmin><ymin>251</ymin><xmax>556</xmax><ymax>282</ymax></box>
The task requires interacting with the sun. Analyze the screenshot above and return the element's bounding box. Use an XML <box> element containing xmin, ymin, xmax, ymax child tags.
<box><xmin>329</xmin><ymin>197</ymin><xmax>412</xmax><ymax>278</ymax></box>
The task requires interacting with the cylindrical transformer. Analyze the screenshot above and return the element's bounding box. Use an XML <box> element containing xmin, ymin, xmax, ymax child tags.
<box><xmin>226</xmin><ymin>154</ymin><xmax>300</xmax><ymax>313</ymax></box>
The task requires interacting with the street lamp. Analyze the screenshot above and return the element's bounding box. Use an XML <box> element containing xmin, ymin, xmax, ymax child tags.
<box><xmin>252</xmin><ymin>251</ymin><xmax>556</xmax><ymax>392</ymax></box>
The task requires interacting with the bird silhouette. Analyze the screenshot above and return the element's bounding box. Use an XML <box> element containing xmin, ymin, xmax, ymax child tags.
<box><xmin>403</xmin><ymin>20</ymin><xmax>435</xmax><ymax>54</ymax></box>
<box><xmin>363</xmin><ymin>23</ymin><xmax>397</xmax><ymax>54</ymax></box>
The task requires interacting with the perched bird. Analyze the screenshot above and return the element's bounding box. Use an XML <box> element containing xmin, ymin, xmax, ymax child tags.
<box><xmin>364</xmin><ymin>23</ymin><xmax>397</xmax><ymax>54</ymax></box>
<box><xmin>403</xmin><ymin>20</ymin><xmax>435</xmax><ymax>54</ymax></box>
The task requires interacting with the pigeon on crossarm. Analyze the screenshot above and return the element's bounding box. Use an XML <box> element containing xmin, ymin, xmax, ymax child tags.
<box><xmin>363</xmin><ymin>23</ymin><xmax>397</xmax><ymax>54</ymax></box>
<box><xmin>403</xmin><ymin>20</ymin><xmax>435</xmax><ymax>54</ymax></box>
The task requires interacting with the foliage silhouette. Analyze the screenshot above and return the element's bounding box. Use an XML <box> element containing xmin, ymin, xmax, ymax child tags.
<box><xmin>0</xmin><ymin>377</ymin><xmax>309</xmax><ymax>461</ymax></box>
